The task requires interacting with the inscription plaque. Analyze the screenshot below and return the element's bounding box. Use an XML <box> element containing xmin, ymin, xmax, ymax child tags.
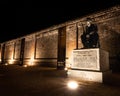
<box><xmin>72</xmin><ymin>49</ymin><xmax>100</xmax><ymax>70</ymax></box>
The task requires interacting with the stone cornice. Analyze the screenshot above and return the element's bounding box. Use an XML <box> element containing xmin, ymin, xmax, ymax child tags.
<box><xmin>38</xmin><ymin>5</ymin><xmax>120</xmax><ymax>30</ymax></box>
<box><xmin>66</xmin><ymin>5</ymin><xmax>120</xmax><ymax>24</ymax></box>
<box><xmin>93</xmin><ymin>5</ymin><xmax>120</xmax><ymax>23</ymax></box>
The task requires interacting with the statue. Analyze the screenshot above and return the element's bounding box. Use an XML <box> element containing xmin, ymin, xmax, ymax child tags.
<box><xmin>81</xmin><ymin>17</ymin><xmax>100</xmax><ymax>48</ymax></box>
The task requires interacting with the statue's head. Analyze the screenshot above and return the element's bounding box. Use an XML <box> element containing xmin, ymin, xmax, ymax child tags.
<box><xmin>86</xmin><ymin>17</ymin><xmax>92</xmax><ymax>27</ymax></box>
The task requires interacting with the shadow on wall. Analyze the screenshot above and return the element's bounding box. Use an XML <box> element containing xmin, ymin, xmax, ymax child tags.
<box><xmin>110</xmin><ymin>53</ymin><xmax>120</xmax><ymax>73</ymax></box>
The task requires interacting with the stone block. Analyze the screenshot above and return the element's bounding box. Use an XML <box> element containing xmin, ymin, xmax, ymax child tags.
<box><xmin>68</xmin><ymin>48</ymin><xmax>111</xmax><ymax>83</ymax></box>
<box><xmin>67</xmin><ymin>70</ymin><xmax>111</xmax><ymax>83</ymax></box>
<box><xmin>71</xmin><ymin>48</ymin><xmax>109</xmax><ymax>71</ymax></box>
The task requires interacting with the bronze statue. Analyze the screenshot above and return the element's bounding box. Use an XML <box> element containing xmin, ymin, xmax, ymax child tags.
<box><xmin>81</xmin><ymin>18</ymin><xmax>100</xmax><ymax>48</ymax></box>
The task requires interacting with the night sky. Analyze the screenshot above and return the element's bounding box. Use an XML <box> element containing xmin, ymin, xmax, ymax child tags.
<box><xmin>1</xmin><ymin>0</ymin><xmax>119</xmax><ymax>43</ymax></box>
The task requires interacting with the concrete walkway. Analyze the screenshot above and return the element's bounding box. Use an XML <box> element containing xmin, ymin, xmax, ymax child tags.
<box><xmin>0</xmin><ymin>64</ymin><xmax>120</xmax><ymax>96</ymax></box>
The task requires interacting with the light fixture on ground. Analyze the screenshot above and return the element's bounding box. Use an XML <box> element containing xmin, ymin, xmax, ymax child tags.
<box><xmin>5</xmin><ymin>63</ymin><xmax>8</xmax><ymax>66</ymax></box>
<box><xmin>67</xmin><ymin>81</ymin><xmax>78</xmax><ymax>89</ymax></box>
<box><xmin>64</xmin><ymin>67</ymin><xmax>68</xmax><ymax>71</ymax></box>
<box><xmin>23</xmin><ymin>64</ymin><xmax>28</xmax><ymax>67</ymax></box>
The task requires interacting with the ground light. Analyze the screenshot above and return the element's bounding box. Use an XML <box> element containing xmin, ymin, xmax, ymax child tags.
<box><xmin>23</xmin><ymin>64</ymin><xmax>28</xmax><ymax>67</ymax></box>
<box><xmin>64</xmin><ymin>67</ymin><xmax>68</xmax><ymax>71</ymax></box>
<box><xmin>67</xmin><ymin>81</ymin><xmax>79</xmax><ymax>90</ymax></box>
<box><xmin>5</xmin><ymin>63</ymin><xmax>8</xmax><ymax>66</ymax></box>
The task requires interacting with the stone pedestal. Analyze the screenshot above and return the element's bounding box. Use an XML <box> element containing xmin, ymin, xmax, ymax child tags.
<box><xmin>67</xmin><ymin>48</ymin><xmax>111</xmax><ymax>83</ymax></box>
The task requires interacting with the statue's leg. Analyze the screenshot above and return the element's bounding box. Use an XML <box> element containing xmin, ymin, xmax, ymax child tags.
<box><xmin>91</xmin><ymin>33</ymin><xmax>99</xmax><ymax>48</ymax></box>
<box><xmin>81</xmin><ymin>34</ymin><xmax>87</xmax><ymax>48</ymax></box>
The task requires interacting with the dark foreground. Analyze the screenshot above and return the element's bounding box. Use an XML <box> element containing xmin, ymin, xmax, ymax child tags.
<box><xmin>0</xmin><ymin>64</ymin><xmax>120</xmax><ymax>96</ymax></box>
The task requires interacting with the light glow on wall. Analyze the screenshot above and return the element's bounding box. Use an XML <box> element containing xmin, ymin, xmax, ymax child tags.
<box><xmin>9</xmin><ymin>58</ymin><xmax>14</xmax><ymax>64</ymax></box>
<box><xmin>8</xmin><ymin>50</ymin><xmax>14</xmax><ymax>64</ymax></box>
<box><xmin>66</xmin><ymin>51</ymin><xmax>73</xmax><ymax>69</ymax></box>
<box><xmin>28</xmin><ymin>56</ymin><xmax>35</xmax><ymax>66</ymax></box>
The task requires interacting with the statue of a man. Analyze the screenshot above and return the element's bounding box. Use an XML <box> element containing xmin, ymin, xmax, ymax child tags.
<box><xmin>81</xmin><ymin>17</ymin><xmax>100</xmax><ymax>48</ymax></box>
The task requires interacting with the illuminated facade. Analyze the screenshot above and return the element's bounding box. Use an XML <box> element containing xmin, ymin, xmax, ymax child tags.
<box><xmin>0</xmin><ymin>5</ymin><xmax>120</xmax><ymax>71</ymax></box>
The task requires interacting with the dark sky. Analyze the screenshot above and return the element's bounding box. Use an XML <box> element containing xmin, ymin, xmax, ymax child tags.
<box><xmin>1</xmin><ymin>0</ymin><xmax>119</xmax><ymax>43</ymax></box>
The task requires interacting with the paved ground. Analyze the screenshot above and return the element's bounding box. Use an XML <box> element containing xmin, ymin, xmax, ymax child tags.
<box><xmin>0</xmin><ymin>64</ymin><xmax>120</xmax><ymax>96</ymax></box>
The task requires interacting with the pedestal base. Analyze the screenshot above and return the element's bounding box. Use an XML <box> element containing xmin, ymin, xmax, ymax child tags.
<box><xmin>67</xmin><ymin>69</ymin><xmax>111</xmax><ymax>83</ymax></box>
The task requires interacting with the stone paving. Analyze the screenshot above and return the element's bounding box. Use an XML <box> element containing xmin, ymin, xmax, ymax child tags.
<box><xmin>0</xmin><ymin>64</ymin><xmax>120</xmax><ymax>96</ymax></box>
